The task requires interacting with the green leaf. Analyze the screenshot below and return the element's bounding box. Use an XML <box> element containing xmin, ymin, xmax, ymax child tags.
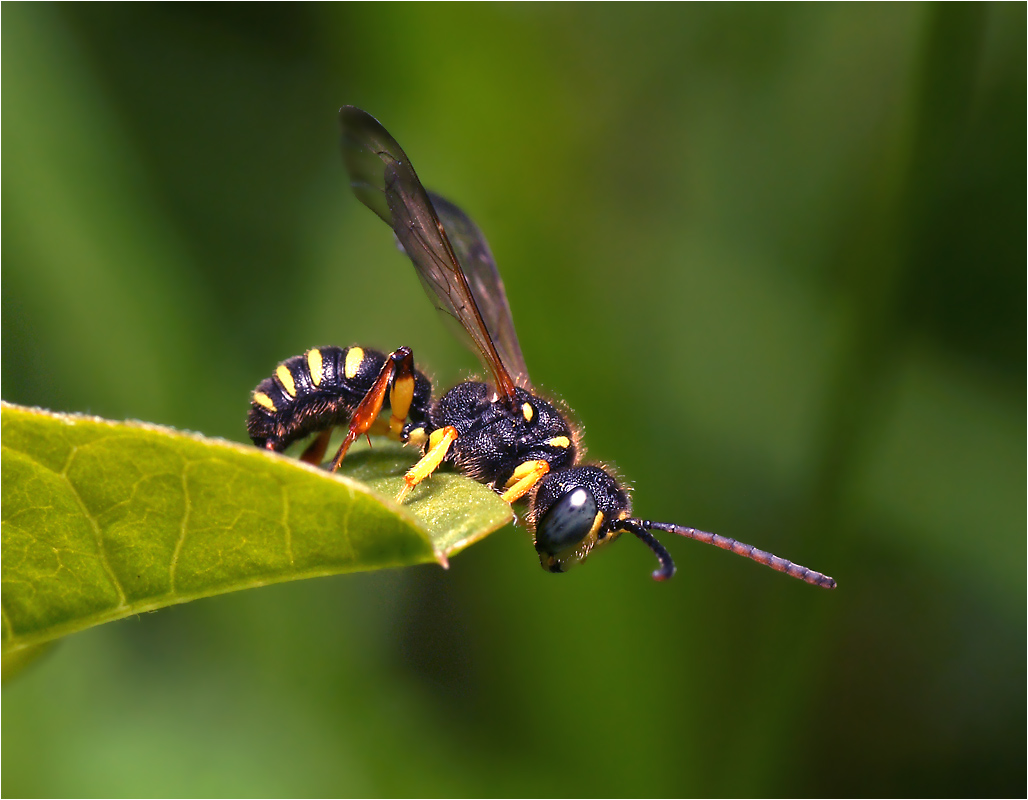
<box><xmin>0</xmin><ymin>402</ymin><xmax>512</xmax><ymax>669</ymax></box>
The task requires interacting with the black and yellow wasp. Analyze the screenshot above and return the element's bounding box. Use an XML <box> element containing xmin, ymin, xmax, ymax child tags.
<box><xmin>248</xmin><ymin>106</ymin><xmax>836</xmax><ymax>587</ymax></box>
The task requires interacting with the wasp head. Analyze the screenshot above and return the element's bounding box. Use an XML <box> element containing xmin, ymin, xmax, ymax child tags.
<box><xmin>531</xmin><ymin>466</ymin><xmax>631</xmax><ymax>573</ymax></box>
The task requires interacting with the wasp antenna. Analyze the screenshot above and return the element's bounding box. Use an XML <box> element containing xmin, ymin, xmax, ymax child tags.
<box><xmin>634</xmin><ymin>520</ymin><xmax>837</xmax><ymax>589</ymax></box>
<box><xmin>615</xmin><ymin>519</ymin><xmax>676</xmax><ymax>581</ymax></box>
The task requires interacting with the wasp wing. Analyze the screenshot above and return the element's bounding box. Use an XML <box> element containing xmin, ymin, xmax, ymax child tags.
<box><xmin>339</xmin><ymin>106</ymin><xmax>522</xmax><ymax>401</ymax></box>
<box><xmin>426</xmin><ymin>191</ymin><xmax>530</xmax><ymax>387</ymax></box>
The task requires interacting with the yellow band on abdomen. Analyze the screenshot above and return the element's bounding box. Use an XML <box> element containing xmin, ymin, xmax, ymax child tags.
<box><xmin>344</xmin><ymin>347</ymin><xmax>365</xmax><ymax>379</ymax></box>
<box><xmin>306</xmin><ymin>348</ymin><xmax>323</xmax><ymax>387</ymax></box>
<box><xmin>275</xmin><ymin>365</ymin><xmax>297</xmax><ymax>397</ymax></box>
<box><xmin>253</xmin><ymin>391</ymin><xmax>277</xmax><ymax>412</ymax></box>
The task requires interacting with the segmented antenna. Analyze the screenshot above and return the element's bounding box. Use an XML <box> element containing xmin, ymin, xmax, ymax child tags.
<box><xmin>614</xmin><ymin>518</ymin><xmax>837</xmax><ymax>589</ymax></box>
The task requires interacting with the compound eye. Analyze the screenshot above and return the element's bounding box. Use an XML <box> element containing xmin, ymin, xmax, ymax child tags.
<box><xmin>536</xmin><ymin>488</ymin><xmax>598</xmax><ymax>556</ymax></box>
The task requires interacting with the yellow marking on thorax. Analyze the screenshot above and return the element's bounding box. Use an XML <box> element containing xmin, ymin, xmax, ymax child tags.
<box><xmin>275</xmin><ymin>365</ymin><xmax>297</xmax><ymax>397</ymax></box>
<box><xmin>521</xmin><ymin>402</ymin><xmax>534</xmax><ymax>422</ymax></box>
<box><xmin>306</xmin><ymin>348</ymin><xmax>323</xmax><ymax>387</ymax></box>
<box><xmin>344</xmin><ymin>347</ymin><xmax>365</xmax><ymax>379</ymax></box>
<box><xmin>253</xmin><ymin>391</ymin><xmax>277</xmax><ymax>412</ymax></box>
<box><xmin>546</xmin><ymin>436</ymin><xmax>570</xmax><ymax>449</ymax></box>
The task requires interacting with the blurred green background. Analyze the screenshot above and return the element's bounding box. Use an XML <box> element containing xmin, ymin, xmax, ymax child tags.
<box><xmin>3</xmin><ymin>3</ymin><xmax>1024</xmax><ymax>796</ymax></box>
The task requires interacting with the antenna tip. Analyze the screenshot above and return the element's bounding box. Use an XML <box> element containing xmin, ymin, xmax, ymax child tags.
<box><xmin>651</xmin><ymin>564</ymin><xmax>675</xmax><ymax>582</ymax></box>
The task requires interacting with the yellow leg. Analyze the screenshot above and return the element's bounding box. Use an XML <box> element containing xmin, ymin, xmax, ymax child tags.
<box><xmin>388</xmin><ymin>372</ymin><xmax>415</xmax><ymax>438</ymax></box>
<box><xmin>500</xmin><ymin>460</ymin><xmax>550</xmax><ymax>504</ymax></box>
<box><xmin>330</xmin><ymin>347</ymin><xmax>415</xmax><ymax>472</ymax></box>
<box><xmin>367</xmin><ymin>417</ymin><xmax>390</xmax><ymax>438</ymax></box>
<box><xmin>396</xmin><ymin>426</ymin><xmax>458</xmax><ymax>503</ymax></box>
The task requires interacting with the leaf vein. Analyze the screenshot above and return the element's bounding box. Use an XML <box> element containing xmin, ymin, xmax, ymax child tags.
<box><xmin>168</xmin><ymin>463</ymin><xmax>192</xmax><ymax>594</ymax></box>
<box><xmin>1</xmin><ymin>602</ymin><xmax>14</xmax><ymax>639</ymax></box>
<box><xmin>61</xmin><ymin>447</ymin><xmax>128</xmax><ymax>609</ymax></box>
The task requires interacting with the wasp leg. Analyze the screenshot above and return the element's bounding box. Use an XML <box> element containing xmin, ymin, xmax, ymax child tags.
<box><xmin>330</xmin><ymin>346</ymin><xmax>415</xmax><ymax>472</ymax></box>
<box><xmin>386</xmin><ymin>352</ymin><xmax>417</xmax><ymax>438</ymax></box>
<box><xmin>304</xmin><ymin>417</ymin><xmax>392</xmax><ymax>469</ymax></box>
<box><xmin>396</xmin><ymin>426</ymin><xmax>458</xmax><ymax>503</ymax></box>
<box><xmin>300</xmin><ymin>428</ymin><xmax>333</xmax><ymax>465</ymax></box>
<box><xmin>367</xmin><ymin>417</ymin><xmax>391</xmax><ymax>437</ymax></box>
<box><xmin>500</xmin><ymin>460</ymin><xmax>551</xmax><ymax>504</ymax></box>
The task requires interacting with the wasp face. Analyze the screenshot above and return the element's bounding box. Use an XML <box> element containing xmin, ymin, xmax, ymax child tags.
<box><xmin>532</xmin><ymin>466</ymin><xmax>631</xmax><ymax>573</ymax></box>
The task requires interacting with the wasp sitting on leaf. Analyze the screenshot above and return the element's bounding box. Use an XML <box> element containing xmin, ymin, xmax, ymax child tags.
<box><xmin>248</xmin><ymin>106</ymin><xmax>836</xmax><ymax>588</ymax></box>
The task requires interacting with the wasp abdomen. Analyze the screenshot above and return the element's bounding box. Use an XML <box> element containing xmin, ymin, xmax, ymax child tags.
<box><xmin>247</xmin><ymin>345</ymin><xmax>432</xmax><ymax>452</ymax></box>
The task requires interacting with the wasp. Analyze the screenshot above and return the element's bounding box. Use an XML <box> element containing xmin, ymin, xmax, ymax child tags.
<box><xmin>247</xmin><ymin>106</ymin><xmax>836</xmax><ymax>588</ymax></box>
